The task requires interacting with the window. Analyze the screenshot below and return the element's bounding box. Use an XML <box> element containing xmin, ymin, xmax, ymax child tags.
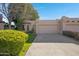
<box><xmin>77</xmin><ymin>21</ymin><xmax>79</xmax><ymax>22</ymax></box>
<box><xmin>72</xmin><ymin>21</ymin><xmax>75</xmax><ymax>22</ymax></box>
<box><xmin>22</xmin><ymin>25</ymin><xmax>25</xmax><ymax>30</ymax></box>
<box><xmin>66</xmin><ymin>20</ymin><xmax>69</xmax><ymax>22</ymax></box>
<box><xmin>27</xmin><ymin>24</ymin><xmax>29</xmax><ymax>32</ymax></box>
<box><xmin>21</xmin><ymin>5</ymin><xmax>24</xmax><ymax>7</ymax></box>
<box><xmin>18</xmin><ymin>11</ymin><xmax>22</xmax><ymax>13</ymax></box>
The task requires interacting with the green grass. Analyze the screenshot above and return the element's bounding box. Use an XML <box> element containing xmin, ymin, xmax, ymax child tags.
<box><xmin>27</xmin><ymin>33</ymin><xmax>37</xmax><ymax>43</ymax></box>
<box><xmin>18</xmin><ymin>33</ymin><xmax>36</xmax><ymax>56</ymax></box>
<box><xmin>18</xmin><ymin>43</ymin><xmax>31</xmax><ymax>56</ymax></box>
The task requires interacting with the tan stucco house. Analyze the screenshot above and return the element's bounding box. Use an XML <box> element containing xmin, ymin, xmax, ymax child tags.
<box><xmin>0</xmin><ymin>14</ymin><xmax>15</xmax><ymax>30</ymax></box>
<box><xmin>0</xmin><ymin>15</ymin><xmax>79</xmax><ymax>34</ymax></box>
<box><xmin>23</xmin><ymin>16</ymin><xmax>79</xmax><ymax>34</ymax></box>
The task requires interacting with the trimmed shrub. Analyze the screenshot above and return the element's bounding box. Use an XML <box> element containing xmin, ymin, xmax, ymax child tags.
<box><xmin>0</xmin><ymin>30</ymin><xmax>28</xmax><ymax>56</ymax></box>
<box><xmin>75</xmin><ymin>33</ymin><xmax>79</xmax><ymax>40</ymax></box>
<box><xmin>63</xmin><ymin>31</ymin><xmax>78</xmax><ymax>38</ymax></box>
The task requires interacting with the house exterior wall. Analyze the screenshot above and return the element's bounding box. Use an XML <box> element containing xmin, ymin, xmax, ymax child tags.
<box><xmin>0</xmin><ymin>23</ymin><xmax>4</xmax><ymax>30</ymax></box>
<box><xmin>23</xmin><ymin>20</ymin><xmax>36</xmax><ymax>32</ymax></box>
<box><xmin>61</xmin><ymin>16</ymin><xmax>79</xmax><ymax>32</ymax></box>
<box><xmin>0</xmin><ymin>14</ymin><xmax>4</xmax><ymax>30</ymax></box>
<box><xmin>24</xmin><ymin>16</ymin><xmax>79</xmax><ymax>34</ymax></box>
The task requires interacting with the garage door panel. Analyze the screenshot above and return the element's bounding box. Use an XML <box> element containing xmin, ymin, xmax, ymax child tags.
<box><xmin>64</xmin><ymin>24</ymin><xmax>79</xmax><ymax>32</ymax></box>
<box><xmin>36</xmin><ymin>20</ymin><xmax>58</xmax><ymax>34</ymax></box>
<box><xmin>37</xmin><ymin>25</ymin><xmax>58</xmax><ymax>34</ymax></box>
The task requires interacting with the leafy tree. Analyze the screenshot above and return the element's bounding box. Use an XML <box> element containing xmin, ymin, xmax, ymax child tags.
<box><xmin>0</xmin><ymin>3</ymin><xmax>12</xmax><ymax>29</ymax></box>
<box><xmin>8</xmin><ymin>3</ymin><xmax>39</xmax><ymax>31</ymax></box>
<box><xmin>25</xmin><ymin>4</ymin><xmax>39</xmax><ymax>20</ymax></box>
<box><xmin>8</xmin><ymin>3</ymin><xmax>27</xmax><ymax>30</ymax></box>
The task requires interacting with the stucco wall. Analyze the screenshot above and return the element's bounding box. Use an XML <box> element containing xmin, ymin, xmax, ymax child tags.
<box><xmin>23</xmin><ymin>20</ymin><xmax>36</xmax><ymax>32</ymax></box>
<box><xmin>61</xmin><ymin>16</ymin><xmax>79</xmax><ymax>32</ymax></box>
<box><xmin>24</xmin><ymin>17</ymin><xmax>79</xmax><ymax>34</ymax></box>
<box><xmin>0</xmin><ymin>23</ymin><xmax>4</xmax><ymax>30</ymax></box>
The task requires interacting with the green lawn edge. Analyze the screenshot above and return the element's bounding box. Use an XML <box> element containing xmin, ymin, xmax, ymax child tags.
<box><xmin>18</xmin><ymin>33</ymin><xmax>37</xmax><ymax>56</ymax></box>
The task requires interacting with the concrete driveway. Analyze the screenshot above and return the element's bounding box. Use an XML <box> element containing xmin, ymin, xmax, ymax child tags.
<box><xmin>26</xmin><ymin>34</ymin><xmax>79</xmax><ymax>56</ymax></box>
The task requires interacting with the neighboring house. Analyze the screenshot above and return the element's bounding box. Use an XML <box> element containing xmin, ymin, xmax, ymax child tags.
<box><xmin>59</xmin><ymin>16</ymin><xmax>79</xmax><ymax>33</ymax></box>
<box><xmin>0</xmin><ymin>14</ymin><xmax>15</xmax><ymax>30</ymax></box>
<box><xmin>4</xmin><ymin>23</ymin><xmax>15</xmax><ymax>29</ymax></box>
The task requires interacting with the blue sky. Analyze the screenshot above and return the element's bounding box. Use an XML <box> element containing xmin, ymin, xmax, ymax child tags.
<box><xmin>32</xmin><ymin>3</ymin><xmax>79</xmax><ymax>20</ymax></box>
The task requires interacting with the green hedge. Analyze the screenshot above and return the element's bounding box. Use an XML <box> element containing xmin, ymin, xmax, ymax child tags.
<box><xmin>75</xmin><ymin>33</ymin><xmax>79</xmax><ymax>40</ymax></box>
<box><xmin>0</xmin><ymin>30</ymin><xmax>28</xmax><ymax>56</ymax></box>
<box><xmin>63</xmin><ymin>31</ymin><xmax>78</xmax><ymax>38</ymax></box>
<box><xmin>63</xmin><ymin>31</ymin><xmax>79</xmax><ymax>40</ymax></box>
<box><xmin>19</xmin><ymin>32</ymin><xmax>37</xmax><ymax>56</ymax></box>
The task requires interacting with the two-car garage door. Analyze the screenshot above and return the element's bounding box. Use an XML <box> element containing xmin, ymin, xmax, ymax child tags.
<box><xmin>36</xmin><ymin>20</ymin><xmax>58</xmax><ymax>34</ymax></box>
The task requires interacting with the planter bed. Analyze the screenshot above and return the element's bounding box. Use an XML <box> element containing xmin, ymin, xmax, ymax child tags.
<box><xmin>63</xmin><ymin>31</ymin><xmax>79</xmax><ymax>41</ymax></box>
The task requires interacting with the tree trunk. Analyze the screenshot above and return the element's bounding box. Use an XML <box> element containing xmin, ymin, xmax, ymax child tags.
<box><xmin>8</xmin><ymin>19</ymin><xmax>12</xmax><ymax>29</ymax></box>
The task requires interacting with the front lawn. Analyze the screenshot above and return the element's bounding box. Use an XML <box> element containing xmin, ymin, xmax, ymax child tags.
<box><xmin>27</xmin><ymin>33</ymin><xmax>37</xmax><ymax>43</ymax></box>
<box><xmin>18</xmin><ymin>43</ymin><xmax>31</xmax><ymax>56</ymax></box>
<box><xmin>18</xmin><ymin>33</ymin><xmax>36</xmax><ymax>56</ymax></box>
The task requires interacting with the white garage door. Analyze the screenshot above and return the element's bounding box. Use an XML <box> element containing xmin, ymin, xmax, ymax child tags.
<box><xmin>38</xmin><ymin>25</ymin><xmax>58</xmax><ymax>34</ymax></box>
<box><xmin>36</xmin><ymin>20</ymin><xmax>59</xmax><ymax>34</ymax></box>
<box><xmin>64</xmin><ymin>24</ymin><xmax>79</xmax><ymax>32</ymax></box>
<box><xmin>36</xmin><ymin>23</ymin><xmax>58</xmax><ymax>34</ymax></box>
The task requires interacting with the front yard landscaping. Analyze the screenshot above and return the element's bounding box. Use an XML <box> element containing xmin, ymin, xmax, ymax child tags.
<box><xmin>63</xmin><ymin>31</ymin><xmax>79</xmax><ymax>41</ymax></box>
<box><xmin>19</xmin><ymin>32</ymin><xmax>36</xmax><ymax>56</ymax></box>
<box><xmin>0</xmin><ymin>30</ymin><xmax>36</xmax><ymax>56</ymax></box>
<box><xmin>0</xmin><ymin>3</ymin><xmax>38</xmax><ymax>56</ymax></box>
